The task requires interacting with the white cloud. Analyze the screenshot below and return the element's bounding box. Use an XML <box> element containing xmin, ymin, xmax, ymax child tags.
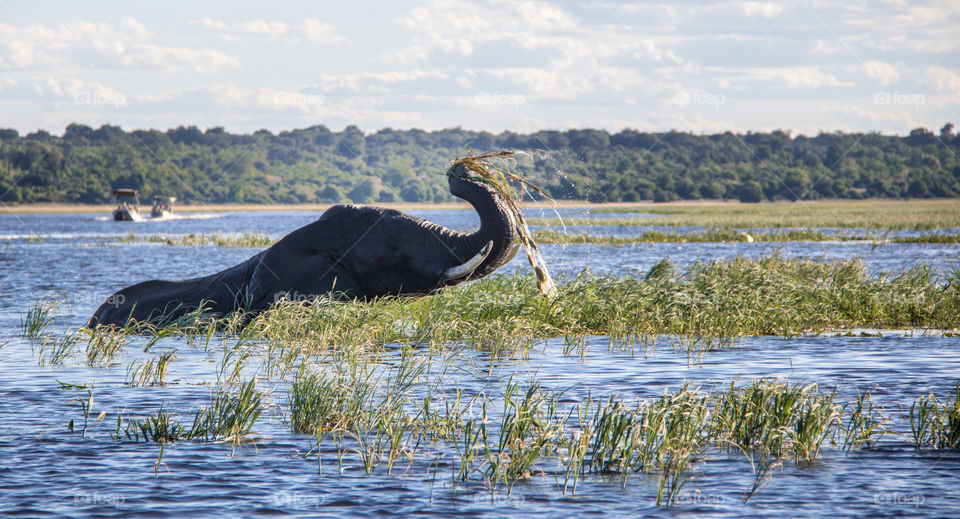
<box><xmin>925</xmin><ymin>66</ymin><xmax>960</xmax><ymax>96</ymax></box>
<box><xmin>717</xmin><ymin>66</ymin><xmax>854</xmax><ymax>89</ymax></box>
<box><xmin>30</xmin><ymin>77</ymin><xmax>128</xmax><ymax>106</ymax></box>
<box><xmin>186</xmin><ymin>17</ymin><xmax>349</xmax><ymax>44</ymax></box>
<box><xmin>188</xmin><ymin>18</ymin><xmax>227</xmax><ymax>31</ymax></box>
<box><xmin>735</xmin><ymin>1</ymin><xmax>785</xmax><ymax>18</ymax></box>
<box><xmin>235</xmin><ymin>20</ymin><xmax>288</xmax><ymax>38</ymax></box>
<box><xmin>861</xmin><ymin>61</ymin><xmax>900</xmax><ymax>86</ymax></box>
<box><xmin>0</xmin><ymin>0</ymin><xmax>955</xmax><ymax>135</ymax></box>
<box><xmin>309</xmin><ymin>70</ymin><xmax>451</xmax><ymax>95</ymax></box>
<box><xmin>123</xmin><ymin>45</ymin><xmax>239</xmax><ymax>72</ymax></box>
<box><xmin>0</xmin><ymin>19</ymin><xmax>236</xmax><ymax>72</ymax></box>
<box><xmin>298</xmin><ymin>19</ymin><xmax>349</xmax><ymax>44</ymax></box>
<box><xmin>825</xmin><ymin>104</ymin><xmax>916</xmax><ymax>130</ymax></box>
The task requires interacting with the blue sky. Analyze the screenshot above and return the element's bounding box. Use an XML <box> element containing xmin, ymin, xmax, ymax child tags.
<box><xmin>0</xmin><ymin>0</ymin><xmax>957</xmax><ymax>136</ymax></box>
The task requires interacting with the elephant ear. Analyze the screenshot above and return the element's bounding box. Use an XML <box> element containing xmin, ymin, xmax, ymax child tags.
<box><xmin>245</xmin><ymin>215</ymin><xmax>358</xmax><ymax>311</ymax></box>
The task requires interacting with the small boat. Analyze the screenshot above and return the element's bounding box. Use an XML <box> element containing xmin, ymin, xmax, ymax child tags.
<box><xmin>150</xmin><ymin>196</ymin><xmax>177</xmax><ymax>218</ymax></box>
<box><xmin>112</xmin><ymin>189</ymin><xmax>143</xmax><ymax>222</ymax></box>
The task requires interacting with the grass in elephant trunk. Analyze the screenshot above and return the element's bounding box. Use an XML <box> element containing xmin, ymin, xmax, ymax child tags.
<box><xmin>449</xmin><ymin>151</ymin><xmax>557</xmax><ymax>298</ymax></box>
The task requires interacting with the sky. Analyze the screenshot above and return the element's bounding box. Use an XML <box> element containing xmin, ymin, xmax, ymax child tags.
<box><xmin>0</xmin><ymin>0</ymin><xmax>957</xmax><ymax>137</ymax></box>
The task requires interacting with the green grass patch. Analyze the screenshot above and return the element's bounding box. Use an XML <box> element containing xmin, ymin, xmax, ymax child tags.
<box><xmin>535</xmin><ymin>199</ymin><xmax>960</xmax><ymax>230</ymax></box>
<box><xmin>911</xmin><ymin>383</ymin><xmax>960</xmax><ymax>450</ymax></box>
<box><xmin>531</xmin><ymin>228</ymin><xmax>960</xmax><ymax>244</ymax></box>
<box><xmin>244</xmin><ymin>256</ymin><xmax>960</xmax><ymax>356</ymax></box>
<box><xmin>115</xmin><ymin>232</ymin><xmax>275</xmax><ymax>248</ymax></box>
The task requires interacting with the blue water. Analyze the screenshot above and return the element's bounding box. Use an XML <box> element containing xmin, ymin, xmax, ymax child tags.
<box><xmin>0</xmin><ymin>209</ymin><xmax>958</xmax><ymax>517</ymax></box>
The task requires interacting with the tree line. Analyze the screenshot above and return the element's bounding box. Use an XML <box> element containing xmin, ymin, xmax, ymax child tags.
<box><xmin>1</xmin><ymin>123</ymin><xmax>957</xmax><ymax>204</ymax></box>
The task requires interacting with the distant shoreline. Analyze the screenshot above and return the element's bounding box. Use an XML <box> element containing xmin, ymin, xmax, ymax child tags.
<box><xmin>1</xmin><ymin>198</ymin><xmax>953</xmax><ymax>214</ymax></box>
<box><xmin>0</xmin><ymin>199</ymin><xmax>754</xmax><ymax>214</ymax></box>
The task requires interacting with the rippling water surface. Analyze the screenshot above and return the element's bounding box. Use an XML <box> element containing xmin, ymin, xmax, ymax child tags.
<box><xmin>1</xmin><ymin>209</ymin><xmax>958</xmax><ymax>517</ymax></box>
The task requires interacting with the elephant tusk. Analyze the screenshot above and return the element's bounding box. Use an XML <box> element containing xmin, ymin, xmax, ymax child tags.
<box><xmin>443</xmin><ymin>241</ymin><xmax>493</xmax><ymax>280</ymax></box>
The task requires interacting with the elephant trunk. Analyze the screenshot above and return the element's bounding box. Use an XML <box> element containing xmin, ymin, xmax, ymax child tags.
<box><xmin>445</xmin><ymin>164</ymin><xmax>518</xmax><ymax>280</ymax></box>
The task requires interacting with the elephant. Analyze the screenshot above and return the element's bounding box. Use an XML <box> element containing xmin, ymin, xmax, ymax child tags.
<box><xmin>88</xmin><ymin>163</ymin><xmax>521</xmax><ymax>328</ymax></box>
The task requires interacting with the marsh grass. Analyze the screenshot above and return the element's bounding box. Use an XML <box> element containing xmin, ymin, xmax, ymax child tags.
<box><xmin>241</xmin><ymin>256</ymin><xmax>960</xmax><ymax>360</ymax></box>
<box><xmin>35</xmin><ymin>333</ymin><xmax>80</xmax><ymax>365</ymax></box>
<box><xmin>560</xmin><ymin>199</ymin><xmax>960</xmax><ymax>230</ymax></box>
<box><xmin>910</xmin><ymin>383</ymin><xmax>960</xmax><ymax>450</ymax></box>
<box><xmin>531</xmin><ymin>228</ymin><xmax>960</xmax><ymax>245</ymax></box>
<box><xmin>118</xmin><ymin>379</ymin><xmax>263</xmax><ymax>446</ymax></box>
<box><xmin>81</xmin><ymin>326</ymin><xmax>129</xmax><ymax>366</ymax></box>
<box><xmin>127</xmin><ymin>350</ymin><xmax>176</xmax><ymax>386</ymax></box>
<box><xmin>286</xmin><ymin>374</ymin><xmax>890</xmax><ymax>505</ymax></box>
<box><xmin>115</xmin><ymin>232</ymin><xmax>274</xmax><ymax>248</ymax></box>
<box><xmin>20</xmin><ymin>297</ymin><xmax>64</xmax><ymax>340</ymax></box>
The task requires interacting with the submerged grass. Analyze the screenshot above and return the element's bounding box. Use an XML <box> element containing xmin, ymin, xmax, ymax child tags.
<box><xmin>910</xmin><ymin>383</ymin><xmax>960</xmax><ymax>450</ymax></box>
<box><xmin>284</xmin><ymin>372</ymin><xmax>892</xmax><ymax>505</ymax></box>
<box><xmin>20</xmin><ymin>297</ymin><xmax>64</xmax><ymax>340</ymax></box>
<box><xmin>117</xmin><ymin>379</ymin><xmax>263</xmax><ymax>446</ymax></box>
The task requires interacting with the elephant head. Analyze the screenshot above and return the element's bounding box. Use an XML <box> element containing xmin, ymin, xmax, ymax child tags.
<box><xmin>89</xmin><ymin>164</ymin><xmax>521</xmax><ymax>328</ymax></box>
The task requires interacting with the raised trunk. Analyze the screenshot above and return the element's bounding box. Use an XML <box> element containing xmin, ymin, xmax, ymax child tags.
<box><xmin>444</xmin><ymin>165</ymin><xmax>518</xmax><ymax>281</ymax></box>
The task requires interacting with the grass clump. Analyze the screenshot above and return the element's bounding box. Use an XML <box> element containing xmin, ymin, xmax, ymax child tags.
<box><xmin>117</xmin><ymin>379</ymin><xmax>263</xmax><ymax>446</ymax></box>
<box><xmin>910</xmin><ymin>383</ymin><xmax>960</xmax><ymax>450</ymax></box>
<box><xmin>126</xmin><ymin>350</ymin><xmax>177</xmax><ymax>386</ymax></box>
<box><xmin>20</xmin><ymin>297</ymin><xmax>64</xmax><ymax>340</ymax></box>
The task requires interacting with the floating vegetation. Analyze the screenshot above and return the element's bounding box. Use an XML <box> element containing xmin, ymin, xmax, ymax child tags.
<box><xmin>531</xmin><ymin>228</ymin><xmax>821</xmax><ymax>244</ymax></box>
<box><xmin>115</xmin><ymin>232</ymin><xmax>275</xmax><ymax>248</ymax></box>
<box><xmin>451</xmin><ymin>151</ymin><xmax>557</xmax><ymax>297</ymax></box>
<box><xmin>568</xmin><ymin>199</ymin><xmax>960</xmax><ymax>230</ymax></box>
<box><xmin>531</xmin><ymin>228</ymin><xmax>960</xmax><ymax>245</ymax></box>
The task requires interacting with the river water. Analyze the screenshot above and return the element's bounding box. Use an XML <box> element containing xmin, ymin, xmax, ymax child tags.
<box><xmin>0</xmin><ymin>208</ymin><xmax>958</xmax><ymax>517</ymax></box>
